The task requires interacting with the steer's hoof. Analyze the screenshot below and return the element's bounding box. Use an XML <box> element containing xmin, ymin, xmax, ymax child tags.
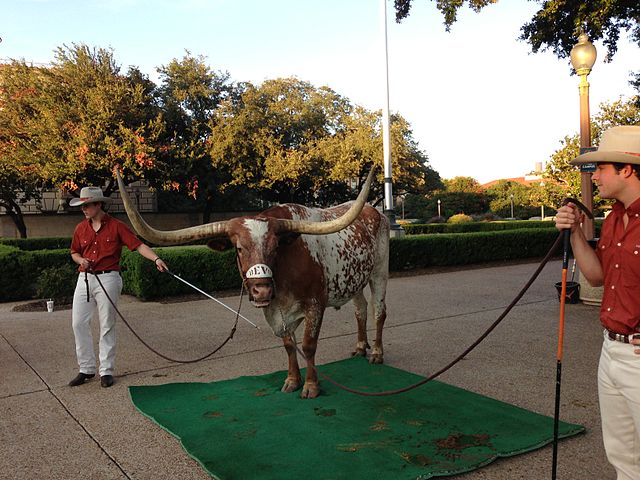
<box><xmin>300</xmin><ymin>382</ymin><xmax>320</xmax><ymax>399</ymax></box>
<box><xmin>369</xmin><ymin>353</ymin><xmax>384</xmax><ymax>364</ymax></box>
<box><xmin>352</xmin><ymin>347</ymin><xmax>367</xmax><ymax>357</ymax></box>
<box><xmin>281</xmin><ymin>377</ymin><xmax>301</xmax><ymax>393</ymax></box>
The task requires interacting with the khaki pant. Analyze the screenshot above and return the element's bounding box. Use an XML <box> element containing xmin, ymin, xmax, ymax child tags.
<box><xmin>599</xmin><ymin>332</ymin><xmax>640</xmax><ymax>479</ymax></box>
<box><xmin>71</xmin><ymin>272</ymin><xmax>122</xmax><ymax>376</ymax></box>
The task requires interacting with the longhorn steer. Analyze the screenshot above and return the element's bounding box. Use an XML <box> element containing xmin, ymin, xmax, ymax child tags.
<box><xmin>115</xmin><ymin>168</ymin><xmax>389</xmax><ymax>399</ymax></box>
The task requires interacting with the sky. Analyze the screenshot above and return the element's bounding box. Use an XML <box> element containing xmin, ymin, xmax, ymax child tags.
<box><xmin>2</xmin><ymin>0</ymin><xmax>638</xmax><ymax>184</ymax></box>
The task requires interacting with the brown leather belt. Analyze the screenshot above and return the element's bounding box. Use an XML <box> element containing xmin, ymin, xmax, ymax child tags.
<box><xmin>90</xmin><ymin>270</ymin><xmax>115</xmax><ymax>275</ymax></box>
<box><xmin>605</xmin><ymin>329</ymin><xmax>637</xmax><ymax>344</ymax></box>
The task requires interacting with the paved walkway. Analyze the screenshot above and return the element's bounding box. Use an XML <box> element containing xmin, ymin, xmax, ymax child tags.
<box><xmin>1</xmin><ymin>260</ymin><xmax>614</xmax><ymax>479</ymax></box>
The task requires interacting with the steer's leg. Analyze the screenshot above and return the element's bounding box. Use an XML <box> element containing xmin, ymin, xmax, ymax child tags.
<box><xmin>351</xmin><ymin>290</ymin><xmax>370</xmax><ymax>357</ymax></box>
<box><xmin>300</xmin><ymin>309</ymin><xmax>323</xmax><ymax>399</ymax></box>
<box><xmin>281</xmin><ymin>334</ymin><xmax>302</xmax><ymax>393</ymax></box>
<box><xmin>368</xmin><ymin>236</ymin><xmax>389</xmax><ymax>365</ymax></box>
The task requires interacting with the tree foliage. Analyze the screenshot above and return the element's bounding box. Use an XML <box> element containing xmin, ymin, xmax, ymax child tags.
<box><xmin>209</xmin><ymin>77</ymin><xmax>442</xmax><ymax>205</ymax></box>
<box><xmin>544</xmin><ymin>96</ymin><xmax>640</xmax><ymax>213</ymax></box>
<box><xmin>394</xmin><ymin>0</ymin><xmax>496</xmax><ymax>28</ymax></box>
<box><xmin>443</xmin><ymin>176</ymin><xmax>483</xmax><ymax>193</ymax></box>
<box><xmin>155</xmin><ymin>52</ymin><xmax>246</xmax><ymax>220</ymax></box>
<box><xmin>1</xmin><ymin>47</ymin><xmax>443</xmax><ymax>235</ymax></box>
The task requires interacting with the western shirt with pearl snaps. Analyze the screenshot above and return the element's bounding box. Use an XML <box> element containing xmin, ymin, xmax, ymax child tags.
<box><xmin>596</xmin><ymin>198</ymin><xmax>640</xmax><ymax>334</ymax></box>
<box><xmin>70</xmin><ymin>214</ymin><xmax>142</xmax><ymax>272</ymax></box>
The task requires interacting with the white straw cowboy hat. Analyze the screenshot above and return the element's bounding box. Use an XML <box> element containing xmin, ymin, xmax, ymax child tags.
<box><xmin>571</xmin><ymin>125</ymin><xmax>640</xmax><ymax>166</ymax></box>
<box><xmin>69</xmin><ymin>186</ymin><xmax>112</xmax><ymax>207</ymax></box>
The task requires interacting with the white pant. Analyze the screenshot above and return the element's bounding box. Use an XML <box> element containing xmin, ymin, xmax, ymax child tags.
<box><xmin>71</xmin><ymin>272</ymin><xmax>122</xmax><ymax>376</ymax></box>
<box><xmin>599</xmin><ymin>331</ymin><xmax>640</xmax><ymax>480</ymax></box>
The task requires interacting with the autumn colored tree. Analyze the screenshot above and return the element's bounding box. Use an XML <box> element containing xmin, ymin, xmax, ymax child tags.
<box><xmin>0</xmin><ymin>62</ymin><xmax>50</xmax><ymax>236</ymax></box>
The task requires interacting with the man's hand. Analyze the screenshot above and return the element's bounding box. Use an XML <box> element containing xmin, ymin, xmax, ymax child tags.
<box><xmin>555</xmin><ymin>203</ymin><xmax>584</xmax><ymax>233</ymax></box>
<box><xmin>154</xmin><ymin>258</ymin><xmax>168</xmax><ymax>272</ymax></box>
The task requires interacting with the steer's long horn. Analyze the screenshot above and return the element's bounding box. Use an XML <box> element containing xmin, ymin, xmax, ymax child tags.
<box><xmin>114</xmin><ymin>168</ymin><xmax>228</xmax><ymax>245</ymax></box>
<box><xmin>277</xmin><ymin>167</ymin><xmax>377</xmax><ymax>235</ymax></box>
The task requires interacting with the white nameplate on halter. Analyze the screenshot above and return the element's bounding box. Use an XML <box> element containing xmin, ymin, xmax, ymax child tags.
<box><xmin>246</xmin><ymin>264</ymin><xmax>273</xmax><ymax>279</ymax></box>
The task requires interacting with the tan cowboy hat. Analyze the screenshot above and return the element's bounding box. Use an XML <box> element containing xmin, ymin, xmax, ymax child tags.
<box><xmin>571</xmin><ymin>125</ymin><xmax>640</xmax><ymax>166</ymax></box>
<box><xmin>69</xmin><ymin>186</ymin><xmax>112</xmax><ymax>207</ymax></box>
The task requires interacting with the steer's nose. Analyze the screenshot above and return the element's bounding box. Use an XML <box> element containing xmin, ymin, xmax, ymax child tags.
<box><xmin>250</xmin><ymin>281</ymin><xmax>274</xmax><ymax>307</ymax></box>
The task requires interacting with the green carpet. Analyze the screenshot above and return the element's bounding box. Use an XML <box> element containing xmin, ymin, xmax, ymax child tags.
<box><xmin>129</xmin><ymin>357</ymin><xmax>584</xmax><ymax>479</ymax></box>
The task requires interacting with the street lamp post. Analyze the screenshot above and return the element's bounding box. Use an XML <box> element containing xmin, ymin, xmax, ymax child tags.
<box><xmin>437</xmin><ymin>199</ymin><xmax>441</xmax><ymax>218</ymax></box>
<box><xmin>570</xmin><ymin>32</ymin><xmax>597</xmax><ymax>240</ymax></box>
<box><xmin>510</xmin><ymin>194</ymin><xmax>514</xmax><ymax>219</ymax></box>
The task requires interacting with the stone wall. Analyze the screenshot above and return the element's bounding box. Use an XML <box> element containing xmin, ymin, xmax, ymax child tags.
<box><xmin>0</xmin><ymin>182</ymin><xmax>157</xmax><ymax>216</ymax></box>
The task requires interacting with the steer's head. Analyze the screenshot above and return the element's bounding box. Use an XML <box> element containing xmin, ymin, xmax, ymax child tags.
<box><xmin>114</xmin><ymin>166</ymin><xmax>376</xmax><ymax>308</ymax></box>
<box><xmin>207</xmin><ymin>216</ymin><xmax>299</xmax><ymax>308</ymax></box>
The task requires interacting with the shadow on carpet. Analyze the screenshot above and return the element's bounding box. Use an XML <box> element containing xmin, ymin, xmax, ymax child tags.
<box><xmin>129</xmin><ymin>357</ymin><xmax>584</xmax><ymax>479</ymax></box>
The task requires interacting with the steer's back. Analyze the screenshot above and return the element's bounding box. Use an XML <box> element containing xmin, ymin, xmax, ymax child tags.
<box><xmin>288</xmin><ymin>202</ymin><xmax>389</xmax><ymax>307</ymax></box>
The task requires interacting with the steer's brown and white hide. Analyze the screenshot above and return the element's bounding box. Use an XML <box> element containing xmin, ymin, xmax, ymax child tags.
<box><xmin>210</xmin><ymin>203</ymin><xmax>389</xmax><ymax>398</ymax></box>
<box><xmin>115</xmin><ymin>167</ymin><xmax>389</xmax><ymax>399</ymax></box>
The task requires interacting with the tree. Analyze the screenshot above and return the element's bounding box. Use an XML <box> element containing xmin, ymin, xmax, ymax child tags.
<box><xmin>210</xmin><ymin>77</ymin><xmax>442</xmax><ymax>206</ymax></box>
<box><xmin>544</xmin><ymin>95</ymin><xmax>640</xmax><ymax>213</ymax></box>
<box><xmin>394</xmin><ymin>1</ymin><xmax>496</xmax><ymax>28</ymax></box>
<box><xmin>394</xmin><ymin>1</ymin><xmax>640</xmax><ymax>96</ymax></box>
<box><xmin>485</xmin><ymin>180</ymin><xmax>537</xmax><ymax>219</ymax></box>
<box><xmin>3</xmin><ymin>45</ymin><xmax>163</xmax><ymax>193</ymax></box>
<box><xmin>0</xmin><ymin>62</ymin><xmax>51</xmax><ymax>236</ymax></box>
<box><xmin>155</xmin><ymin>52</ymin><xmax>243</xmax><ymax>220</ymax></box>
<box><xmin>44</xmin><ymin>45</ymin><xmax>163</xmax><ymax>194</ymax></box>
<box><xmin>443</xmin><ymin>176</ymin><xmax>483</xmax><ymax>193</ymax></box>
<box><xmin>319</xmin><ymin>108</ymin><xmax>442</xmax><ymax>205</ymax></box>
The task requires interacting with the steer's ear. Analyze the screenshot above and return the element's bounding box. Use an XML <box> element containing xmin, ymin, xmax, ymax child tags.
<box><xmin>207</xmin><ymin>239</ymin><xmax>232</xmax><ymax>251</ymax></box>
<box><xmin>278</xmin><ymin>232</ymin><xmax>300</xmax><ymax>247</ymax></box>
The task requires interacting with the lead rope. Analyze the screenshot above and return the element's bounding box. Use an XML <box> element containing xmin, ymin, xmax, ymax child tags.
<box><xmin>89</xmin><ymin>266</ymin><xmax>245</xmax><ymax>363</ymax></box>
<box><xmin>290</xmin><ymin>231</ymin><xmax>565</xmax><ymax>397</ymax></box>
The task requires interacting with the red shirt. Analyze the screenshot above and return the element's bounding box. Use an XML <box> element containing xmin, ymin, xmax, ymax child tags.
<box><xmin>596</xmin><ymin>198</ymin><xmax>640</xmax><ymax>334</ymax></box>
<box><xmin>70</xmin><ymin>214</ymin><xmax>142</xmax><ymax>272</ymax></box>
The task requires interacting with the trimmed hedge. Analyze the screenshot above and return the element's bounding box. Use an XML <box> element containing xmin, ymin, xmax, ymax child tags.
<box><xmin>1</xmin><ymin>229</ymin><xmax>564</xmax><ymax>302</ymax></box>
<box><xmin>389</xmin><ymin>228</ymin><xmax>561</xmax><ymax>271</ymax></box>
<box><xmin>0</xmin><ymin>248</ymin><xmax>74</xmax><ymax>301</ymax></box>
<box><xmin>121</xmin><ymin>246</ymin><xmax>241</xmax><ymax>300</ymax></box>
<box><xmin>0</xmin><ymin>237</ymin><xmax>72</xmax><ymax>251</ymax></box>
<box><xmin>403</xmin><ymin>220</ymin><xmax>603</xmax><ymax>235</ymax></box>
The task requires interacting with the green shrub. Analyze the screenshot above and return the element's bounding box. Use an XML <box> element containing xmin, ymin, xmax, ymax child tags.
<box><xmin>389</xmin><ymin>228</ymin><xmax>561</xmax><ymax>271</ymax></box>
<box><xmin>0</xmin><ymin>237</ymin><xmax>72</xmax><ymax>251</ymax></box>
<box><xmin>121</xmin><ymin>246</ymin><xmax>241</xmax><ymax>300</ymax></box>
<box><xmin>447</xmin><ymin>214</ymin><xmax>473</xmax><ymax>224</ymax></box>
<box><xmin>0</xmin><ymin>229</ymin><xmax>569</xmax><ymax>302</ymax></box>
<box><xmin>36</xmin><ymin>263</ymin><xmax>78</xmax><ymax>302</ymax></box>
<box><xmin>404</xmin><ymin>220</ymin><xmax>603</xmax><ymax>235</ymax></box>
<box><xmin>0</xmin><ymin>248</ymin><xmax>73</xmax><ymax>301</ymax></box>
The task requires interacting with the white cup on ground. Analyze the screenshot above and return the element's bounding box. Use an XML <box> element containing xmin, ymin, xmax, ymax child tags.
<box><xmin>46</xmin><ymin>300</ymin><xmax>54</xmax><ymax>313</ymax></box>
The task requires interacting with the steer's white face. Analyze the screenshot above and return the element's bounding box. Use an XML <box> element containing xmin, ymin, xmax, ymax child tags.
<box><xmin>235</xmin><ymin>218</ymin><xmax>280</xmax><ymax>307</ymax></box>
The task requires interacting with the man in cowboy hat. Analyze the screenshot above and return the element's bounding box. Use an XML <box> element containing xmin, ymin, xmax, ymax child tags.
<box><xmin>68</xmin><ymin>186</ymin><xmax>168</xmax><ymax>388</ymax></box>
<box><xmin>555</xmin><ymin>125</ymin><xmax>640</xmax><ymax>479</ymax></box>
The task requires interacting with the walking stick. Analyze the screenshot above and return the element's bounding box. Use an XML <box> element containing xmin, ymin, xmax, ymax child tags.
<box><xmin>551</xmin><ymin>198</ymin><xmax>592</xmax><ymax>479</ymax></box>
<box><xmin>551</xmin><ymin>227</ymin><xmax>570</xmax><ymax>479</ymax></box>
